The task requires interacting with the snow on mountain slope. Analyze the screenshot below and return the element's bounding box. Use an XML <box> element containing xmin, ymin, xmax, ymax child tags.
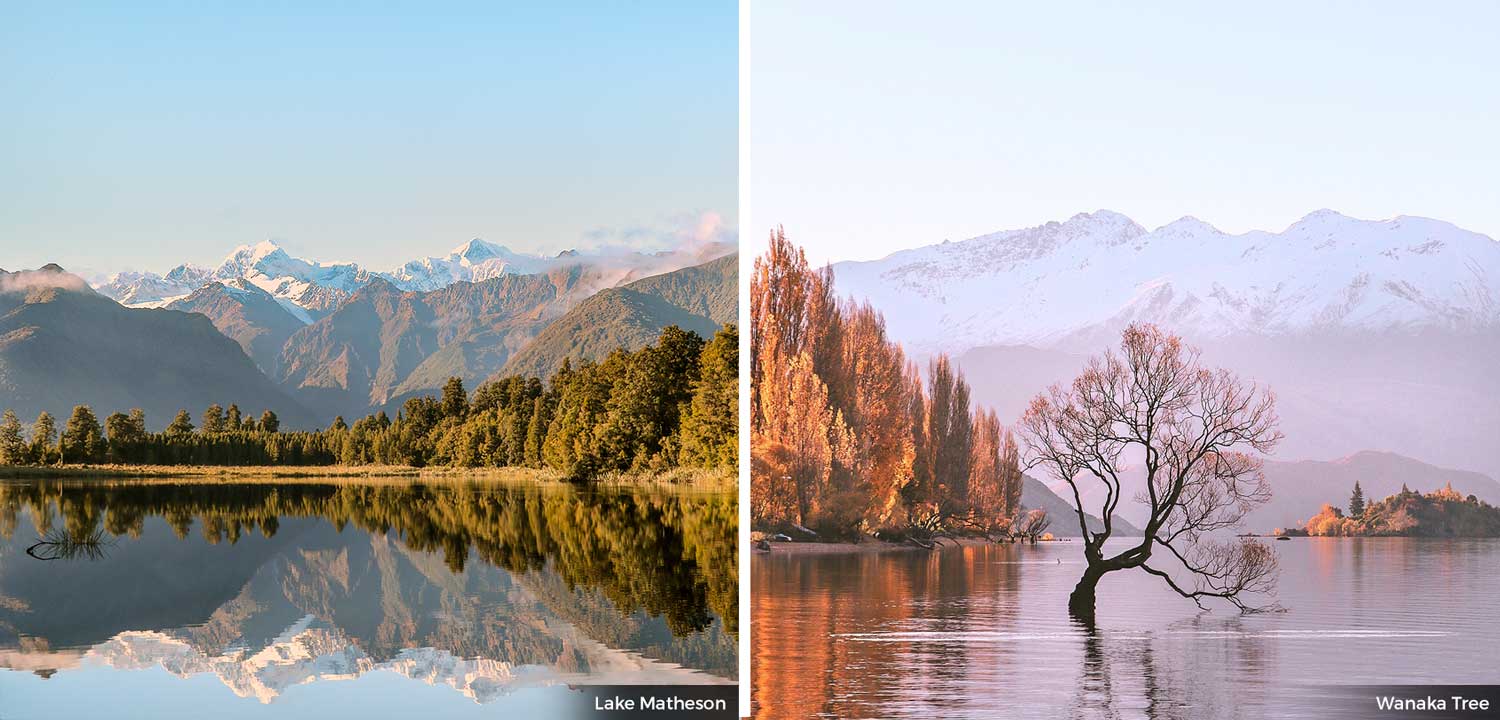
<box><xmin>832</xmin><ymin>210</ymin><xmax>1500</xmax><ymax>353</ymax></box>
<box><xmin>95</xmin><ymin>264</ymin><xmax>211</xmax><ymax>306</ymax></box>
<box><xmin>84</xmin><ymin>614</ymin><xmax>725</xmax><ymax>705</ymax></box>
<box><xmin>387</xmin><ymin>238</ymin><xmax>558</xmax><ymax>291</ymax></box>
<box><xmin>213</xmin><ymin>240</ymin><xmax>377</xmax><ymax>316</ymax></box>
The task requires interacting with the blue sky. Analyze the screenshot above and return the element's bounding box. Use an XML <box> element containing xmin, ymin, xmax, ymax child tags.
<box><xmin>748</xmin><ymin>0</ymin><xmax>1500</xmax><ymax>263</ymax></box>
<box><xmin>1</xmin><ymin>1</ymin><xmax>736</xmax><ymax>276</ymax></box>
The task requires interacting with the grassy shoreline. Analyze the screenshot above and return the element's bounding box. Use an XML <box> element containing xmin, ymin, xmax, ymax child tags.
<box><xmin>0</xmin><ymin>463</ymin><xmax>736</xmax><ymax>489</ymax></box>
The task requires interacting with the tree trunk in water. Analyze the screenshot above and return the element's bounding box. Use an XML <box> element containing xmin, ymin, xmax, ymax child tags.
<box><xmin>1069</xmin><ymin>564</ymin><xmax>1105</xmax><ymax>623</ymax></box>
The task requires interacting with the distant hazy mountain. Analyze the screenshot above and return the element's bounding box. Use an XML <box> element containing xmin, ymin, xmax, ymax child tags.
<box><xmin>954</xmin><ymin>333</ymin><xmax>1500</xmax><ymax>490</ymax></box>
<box><xmin>0</xmin><ymin>265</ymin><xmax>314</xmax><ymax>429</ymax></box>
<box><xmin>497</xmin><ymin>254</ymin><xmax>737</xmax><ymax>380</ymax></box>
<box><xmin>1247</xmin><ymin>451</ymin><xmax>1500</xmax><ymax>533</ymax></box>
<box><xmin>834</xmin><ymin>209</ymin><xmax>1500</xmax><ymax>354</ymax></box>
<box><xmin>276</xmin><ymin>267</ymin><xmax>606</xmax><ymax>420</ymax></box>
<box><xmin>1023</xmin><ymin>447</ymin><xmax>1500</xmax><ymax>535</ymax></box>
<box><xmin>1020</xmin><ymin>475</ymin><xmax>1142</xmax><ymax>537</ymax></box>
<box><xmin>167</xmin><ymin>279</ymin><xmax>305</xmax><ymax>374</ymax></box>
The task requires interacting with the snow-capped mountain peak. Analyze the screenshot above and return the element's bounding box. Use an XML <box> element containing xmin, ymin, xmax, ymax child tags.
<box><xmin>450</xmin><ymin>238</ymin><xmax>507</xmax><ymax>261</ymax></box>
<box><xmin>94</xmin><ymin>235</ymin><xmax>736</xmax><ymax>316</ymax></box>
<box><xmin>831</xmin><ymin>210</ymin><xmax>1500</xmax><ymax>353</ymax></box>
<box><xmin>1154</xmin><ymin>216</ymin><xmax>1223</xmax><ymax>238</ymax></box>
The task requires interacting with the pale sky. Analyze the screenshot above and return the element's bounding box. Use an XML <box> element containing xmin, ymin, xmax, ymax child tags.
<box><xmin>0</xmin><ymin>2</ymin><xmax>737</xmax><ymax>276</ymax></box>
<box><xmin>748</xmin><ymin>0</ymin><xmax>1500</xmax><ymax>264</ymax></box>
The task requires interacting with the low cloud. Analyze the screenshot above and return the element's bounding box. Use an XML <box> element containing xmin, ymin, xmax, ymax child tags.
<box><xmin>580</xmin><ymin>210</ymin><xmax>737</xmax><ymax>255</ymax></box>
<box><xmin>0</xmin><ymin>266</ymin><xmax>91</xmax><ymax>293</ymax></box>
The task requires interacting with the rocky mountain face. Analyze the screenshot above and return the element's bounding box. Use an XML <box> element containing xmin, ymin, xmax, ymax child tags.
<box><xmin>497</xmin><ymin>254</ymin><xmax>737</xmax><ymax>380</ymax></box>
<box><xmin>0</xmin><ymin>265</ymin><xmax>315</xmax><ymax>429</ymax></box>
<box><xmin>54</xmin><ymin>239</ymin><xmax>738</xmax><ymax>425</ymax></box>
<box><xmin>827</xmin><ymin>209</ymin><xmax>1500</xmax><ymax>511</ymax></box>
<box><xmin>166</xmin><ymin>279</ymin><xmax>305</xmax><ymax>374</ymax></box>
<box><xmin>276</xmin><ymin>265</ymin><xmax>611</xmax><ymax>420</ymax></box>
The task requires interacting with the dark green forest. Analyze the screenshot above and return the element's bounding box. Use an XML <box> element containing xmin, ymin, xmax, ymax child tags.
<box><xmin>0</xmin><ymin>325</ymin><xmax>737</xmax><ymax>481</ymax></box>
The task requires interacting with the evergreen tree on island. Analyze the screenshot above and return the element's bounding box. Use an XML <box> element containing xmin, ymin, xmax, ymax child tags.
<box><xmin>1349</xmin><ymin>481</ymin><xmax>1366</xmax><ymax>518</ymax></box>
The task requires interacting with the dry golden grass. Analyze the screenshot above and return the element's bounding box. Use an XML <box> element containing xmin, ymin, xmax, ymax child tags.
<box><xmin>0</xmin><ymin>464</ymin><xmax>542</xmax><ymax>481</ymax></box>
<box><xmin>593</xmin><ymin>465</ymin><xmax>736</xmax><ymax>490</ymax></box>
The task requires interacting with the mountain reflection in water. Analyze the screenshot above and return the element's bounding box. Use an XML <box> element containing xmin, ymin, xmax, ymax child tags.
<box><xmin>0</xmin><ymin>478</ymin><xmax>735</xmax><ymax>712</ymax></box>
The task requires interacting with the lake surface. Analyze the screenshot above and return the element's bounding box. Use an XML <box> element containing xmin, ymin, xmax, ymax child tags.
<box><xmin>0</xmin><ymin>477</ymin><xmax>736</xmax><ymax>719</ymax></box>
<box><xmin>751</xmin><ymin>538</ymin><xmax>1500</xmax><ymax>719</ymax></box>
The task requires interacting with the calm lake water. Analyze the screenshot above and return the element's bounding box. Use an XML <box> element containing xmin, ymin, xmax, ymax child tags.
<box><xmin>0</xmin><ymin>478</ymin><xmax>736</xmax><ymax>719</ymax></box>
<box><xmin>751</xmin><ymin>538</ymin><xmax>1500</xmax><ymax>719</ymax></box>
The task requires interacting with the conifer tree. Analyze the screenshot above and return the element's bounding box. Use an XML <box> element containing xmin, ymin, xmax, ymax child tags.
<box><xmin>0</xmin><ymin>410</ymin><xmax>25</xmax><ymax>464</ymax></box>
<box><xmin>61</xmin><ymin>405</ymin><xmax>104</xmax><ymax>463</ymax></box>
<box><xmin>1349</xmin><ymin>481</ymin><xmax>1366</xmax><ymax>518</ymax></box>
<box><xmin>31</xmin><ymin>411</ymin><xmax>57</xmax><ymax>464</ymax></box>
<box><xmin>441</xmin><ymin>377</ymin><xmax>468</xmax><ymax>419</ymax></box>
<box><xmin>202</xmin><ymin>404</ymin><xmax>226</xmax><ymax>434</ymax></box>
<box><xmin>166</xmin><ymin>410</ymin><xmax>195</xmax><ymax>436</ymax></box>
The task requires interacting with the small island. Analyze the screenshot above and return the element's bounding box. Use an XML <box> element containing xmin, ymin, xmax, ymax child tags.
<box><xmin>1279</xmin><ymin>482</ymin><xmax>1500</xmax><ymax>538</ymax></box>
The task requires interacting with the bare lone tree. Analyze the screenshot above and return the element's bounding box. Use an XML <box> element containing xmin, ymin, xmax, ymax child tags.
<box><xmin>1017</xmin><ymin>323</ymin><xmax>1283</xmax><ymax>623</ymax></box>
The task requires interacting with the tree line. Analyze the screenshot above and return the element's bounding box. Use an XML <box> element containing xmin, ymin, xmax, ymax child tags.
<box><xmin>0</xmin><ymin>324</ymin><xmax>738</xmax><ymax>480</ymax></box>
<box><xmin>750</xmin><ymin>229</ymin><xmax>1023</xmax><ymax>540</ymax></box>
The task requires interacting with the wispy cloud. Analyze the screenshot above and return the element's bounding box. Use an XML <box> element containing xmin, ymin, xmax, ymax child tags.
<box><xmin>580</xmin><ymin>211</ymin><xmax>737</xmax><ymax>254</ymax></box>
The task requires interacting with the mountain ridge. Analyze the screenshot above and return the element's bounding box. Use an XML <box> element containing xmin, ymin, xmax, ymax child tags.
<box><xmin>833</xmin><ymin>209</ymin><xmax>1500</xmax><ymax>354</ymax></box>
<box><xmin>1</xmin><ymin>265</ymin><xmax>316</xmax><ymax>429</ymax></box>
<box><xmin>496</xmin><ymin>254</ymin><xmax>736</xmax><ymax>380</ymax></box>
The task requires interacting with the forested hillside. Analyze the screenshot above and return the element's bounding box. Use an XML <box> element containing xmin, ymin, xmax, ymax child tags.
<box><xmin>1</xmin><ymin>325</ymin><xmax>737</xmax><ymax>481</ymax></box>
<box><xmin>500</xmin><ymin>254</ymin><xmax>736</xmax><ymax>380</ymax></box>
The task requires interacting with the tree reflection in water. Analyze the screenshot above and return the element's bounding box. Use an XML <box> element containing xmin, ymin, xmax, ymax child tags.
<box><xmin>0</xmin><ymin>478</ymin><xmax>736</xmax><ymax>683</ymax></box>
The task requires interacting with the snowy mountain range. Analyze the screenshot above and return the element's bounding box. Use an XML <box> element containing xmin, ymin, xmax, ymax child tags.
<box><xmin>833</xmin><ymin>209</ymin><xmax>1500</xmax><ymax>354</ymax></box>
<box><xmin>82</xmin><ymin>615</ymin><xmax>723</xmax><ymax>705</ymax></box>
<box><xmin>95</xmin><ymin>237</ymin><xmax>735</xmax><ymax>322</ymax></box>
<box><xmin>823</xmin><ymin>208</ymin><xmax>1500</xmax><ymax>497</ymax></box>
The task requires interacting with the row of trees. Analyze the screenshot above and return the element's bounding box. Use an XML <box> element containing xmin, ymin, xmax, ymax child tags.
<box><xmin>750</xmin><ymin>230</ymin><xmax>1023</xmax><ymax>539</ymax></box>
<box><xmin>0</xmin><ymin>405</ymin><xmax>283</xmax><ymax>466</ymax></box>
<box><xmin>0</xmin><ymin>325</ymin><xmax>738</xmax><ymax>479</ymax></box>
